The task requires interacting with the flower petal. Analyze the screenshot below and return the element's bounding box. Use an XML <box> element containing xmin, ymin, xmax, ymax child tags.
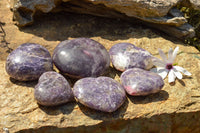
<box><xmin>172</xmin><ymin>46</ymin><xmax>179</xmax><ymax>63</ymax></box>
<box><xmin>172</xmin><ymin>68</ymin><xmax>183</xmax><ymax>79</ymax></box>
<box><xmin>168</xmin><ymin>48</ymin><xmax>173</xmax><ymax>63</ymax></box>
<box><xmin>158</xmin><ymin>48</ymin><xmax>167</xmax><ymax>62</ymax></box>
<box><xmin>173</xmin><ymin>66</ymin><xmax>192</xmax><ymax>76</ymax></box>
<box><xmin>168</xmin><ymin>70</ymin><xmax>176</xmax><ymax>83</ymax></box>
<box><xmin>151</xmin><ymin>57</ymin><xmax>165</xmax><ymax>67</ymax></box>
<box><xmin>150</xmin><ymin>67</ymin><xmax>168</xmax><ymax>79</ymax></box>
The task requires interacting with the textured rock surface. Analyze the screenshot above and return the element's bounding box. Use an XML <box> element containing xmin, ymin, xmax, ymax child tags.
<box><xmin>6</xmin><ymin>43</ymin><xmax>53</xmax><ymax>81</ymax></box>
<box><xmin>12</xmin><ymin>0</ymin><xmax>192</xmax><ymax>25</ymax></box>
<box><xmin>109</xmin><ymin>43</ymin><xmax>153</xmax><ymax>71</ymax></box>
<box><xmin>34</xmin><ymin>71</ymin><xmax>74</xmax><ymax>106</ymax></box>
<box><xmin>53</xmin><ymin>38</ymin><xmax>110</xmax><ymax>78</ymax></box>
<box><xmin>73</xmin><ymin>77</ymin><xmax>126</xmax><ymax>112</ymax></box>
<box><xmin>12</xmin><ymin>0</ymin><xmax>62</xmax><ymax>26</ymax></box>
<box><xmin>120</xmin><ymin>68</ymin><xmax>164</xmax><ymax>96</ymax></box>
<box><xmin>12</xmin><ymin>0</ymin><xmax>199</xmax><ymax>38</ymax></box>
<box><xmin>1</xmin><ymin>0</ymin><xmax>200</xmax><ymax>132</ymax></box>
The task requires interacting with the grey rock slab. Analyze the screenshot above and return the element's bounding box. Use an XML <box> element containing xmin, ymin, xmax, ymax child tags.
<box><xmin>6</xmin><ymin>43</ymin><xmax>53</xmax><ymax>81</ymax></box>
<box><xmin>73</xmin><ymin>76</ymin><xmax>126</xmax><ymax>112</ymax></box>
<box><xmin>34</xmin><ymin>71</ymin><xmax>74</xmax><ymax>106</ymax></box>
<box><xmin>120</xmin><ymin>68</ymin><xmax>164</xmax><ymax>96</ymax></box>
<box><xmin>12</xmin><ymin>0</ymin><xmax>185</xmax><ymax>26</ymax></box>
<box><xmin>94</xmin><ymin>0</ymin><xmax>177</xmax><ymax>17</ymax></box>
<box><xmin>13</xmin><ymin>0</ymin><xmax>61</xmax><ymax>26</ymax></box>
<box><xmin>12</xmin><ymin>0</ymin><xmax>198</xmax><ymax>38</ymax></box>
<box><xmin>13</xmin><ymin>0</ymin><xmax>184</xmax><ymax>26</ymax></box>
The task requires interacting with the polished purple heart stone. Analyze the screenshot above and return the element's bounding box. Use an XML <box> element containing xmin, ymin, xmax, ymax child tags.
<box><xmin>34</xmin><ymin>71</ymin><xmax>74</xmax><ymax>106</ymax></box>
<box><xmin>73</xmin><ymin>76</ymin><xmax>126</xmax><ymax>112</ymax></box>
<box><xmin>120</xmin><ymin>68</ymin><xmax>164</xmax><ymax>96</ymax></box>
<box><xmin>52</xmin><ymin>38</ymin><xmax>110</xmax><ymax>78</ymax></box>
<box><xmin>109</xmin><ymin>43</ymin><xmax>153</xmax><ymax>71</ymax></box>
<box><xmin>6</xmin><ymin>43</ymin><xmax>53</xmax><ymax>81</ymax></box>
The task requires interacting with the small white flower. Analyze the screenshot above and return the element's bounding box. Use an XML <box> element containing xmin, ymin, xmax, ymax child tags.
<box><xmin>150</xmin><ymin>46</ymin><xmax>191</xmax><ymax>83</ymax></box>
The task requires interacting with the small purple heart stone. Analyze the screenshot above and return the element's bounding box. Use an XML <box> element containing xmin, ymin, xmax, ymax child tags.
<box><xmin>73</xmin><ymin>76</ymin><xmax>126</xmax><ymax>112</ymax></box>
<box><xmin>53</xmin><ymin>38</ymin><xmax>110</xmax><ymax>78</ymax></box>
<box><xmin>109</xmin><ymin>43</ymin><xmax>153</xmax><ymax>72</ymax></box>
<box><xmin>34</xmin><ymin>71</ymin><xmax>74</xmax><ymax>106</ymax></box>
<box><xmin>120</xmin><ymin>68</ymin><xmax>164</xmax><ymax>96</ymax></box>
<box><xmin>6</xmin><ymin>43</ymin><xmax>53</xmax><ymax>81</ymax></box>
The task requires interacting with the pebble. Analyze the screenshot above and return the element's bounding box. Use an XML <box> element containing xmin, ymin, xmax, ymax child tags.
<box><xmin>53</xmin><ymin>38</ymin><xmax>110</xmax><ymax>78</ymax></box>
<box><xmin>120</xmin><ymin>68</ymin><xmax>164</xmax><ymax>96</ymax></box>
<box><xmin>73</xmin><ymin>76</ymin><xmax>126</xmax><ymax>112</ymax></box>
<box><xmin>6</xmin><ymin>43</ymin><xmax>53</xmax><ymax>81</ymax></box>
<box><xmin>109</xmin><ymin>43</ymin><xmax>153</xmax><ymax>71</ymax></box>
<box><xmin>34</xmin><ymin>71</ymin><xmax>74</xmax><ymax>106</ymax></box>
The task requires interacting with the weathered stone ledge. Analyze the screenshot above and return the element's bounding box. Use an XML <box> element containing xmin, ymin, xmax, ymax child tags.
<box><xmin>11</xmin><ymin>0</ymin><xmax>200</xmax><ymax>39</ymax></box>
<box><xmin>15</xmin><ymin>111</ymin><xmax>200</xmax><ymax>133</ymax></box>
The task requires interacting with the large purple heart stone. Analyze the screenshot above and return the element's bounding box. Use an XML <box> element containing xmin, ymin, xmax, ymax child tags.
<box><xmin>34</xmin><ymin>71</ymin><xmax>74</xmax><ymax>106</ymax></box>
<box><xmin>120</xmin><ymin>68</ymin><xmax>164</xmax><ymax>96</ymax></box>
<box><xmin>73</xmin><ymin>76</ymin><xmax>126</xmax><ymax>112</ymax></box>
<box><xmin>109</xmin><ymin>43</ymin><xmax>153</xmax><ymax>72</ymax></box>
<box><xmin>6</xmin><ymin>43</ymin><xmax>53</xmax><ymax>81</ymax></box>
<box><xmin>53</xmin><ymin>38</ymin><xmax>110</xmax><ymax>78</ymax></box>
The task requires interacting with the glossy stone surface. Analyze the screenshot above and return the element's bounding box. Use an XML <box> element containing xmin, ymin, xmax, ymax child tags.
<box><xmin>120</xmin><ymin>68</ymin><xmax>164</xmax><ymax>96</ymax></box>
<box><xmin>109</xmin><ymin>43</ymin><xmax>153</xmax><ymax>71</ymax></box>
<box><xmin>34</xmin><ymin>71</ymin><xmax>74</xmax><ymax>106</ymax></box>
<box><xmin>6</xmin><ymin>43</ymin><xmax>53</xmax><ymax>81</ymax></box>
<box><xmin>53</xmin><ymin>38</ymin><xmax>110</xmax><ymax>78</ymax></box>
<box><xmin>73</xmin><ymin>76</ymin><xmax>126</xmax><ymax>112</ymax></box>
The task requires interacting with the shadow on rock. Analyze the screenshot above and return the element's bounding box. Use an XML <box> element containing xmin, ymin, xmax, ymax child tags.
<box><xmin>170</xmin><ymin>76</ymin><xmax>192</xmax><ymax>87</ymax></box>
<box><xmin>9</xmin><ymin>77</ymin><xmax>38</xmax><ymax>88</ymax></box>
<box><xmin>104</xmin><ymin>66</ymin><xmax>122</xmax><ymax>79</ymax></box>
<box><xmin>177</xmin><ymin>79</ymin><xmax>186</xmax><ymax>86</ymax></box>
<box><xmin>38</xmin><ymin>101</ymin><xmax>76</xmax><ymax>115</ymax></box>
<box><xmin>128</xmin><ymin>90</ymin><xmax>169</xmax><ymax>104</ymax></box>
<box><xmin>78</xmin><ymin>97</ymin><xmax>129</xmax><ymax>120</ymax></box>
<box><xmin>19</xmin><ymin>12</ymin><xmax>163</xmax><ymax>42</ymax></box>
<box><xmin>60</xmin><ymin>73</ymin><xmax>79</xmax><ymax>87</ymax></box>
<box><xmin>59</xmin><ymin>66</ymin><xmax>122</xmax><ymax>87</ymax></box>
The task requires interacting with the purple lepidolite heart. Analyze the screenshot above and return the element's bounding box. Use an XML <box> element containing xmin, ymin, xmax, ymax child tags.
<box><xmin>34</xmin><ymin>71</ymin><xmax>74</xmax><ymax>106</ymax></box>
<box><xmin>73</xmin><ymin>76</ymin><xmax>126</xmax><ymax>112</ymax></box>
<box><xmin>120</xmin><ymin>68</ymin><xmax>164</xmax><ymax>96</ymax></box>
<box><xmin>53</xmin><ymin>38</ymin><xmax>110</xmax><ymax>78</ymax></box>
<box><xmin>109</xmin><ymin>43</ymin><xmax>153</xmax><ymax>72</ymax></box>
<box><xmin>6</xmin><ymin>43</ymin><xmax>53</xmax><ymax>81</ymax></box>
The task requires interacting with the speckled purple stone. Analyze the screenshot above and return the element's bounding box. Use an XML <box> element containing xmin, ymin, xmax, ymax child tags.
<box><xmin>109</xmin><ymin>43</ymin><xmax>153</xmax><ymax>72</ymax></box>
<box><xmin>53</xmin><ymin>38</ymin><xmax>110</xmax><ymax>78</ymax></box>
<box><xmin>34</xmin><ymin>71</ymin><xmax>74</xmax><ymax>106</ymax></box>
<box><xmin>120</xmin><ymin>68</ymin><xmax>164</xmax><ymax>96</ymax></box>
<box><xmin>73</xmin><ymin>76</ymin><xmax>126</xmax><ymax>112</ymax></box>
<box><xmin>6</xmin><ymin>43</ymin><xmax>53</xmax><ymax>81</ymax></box>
